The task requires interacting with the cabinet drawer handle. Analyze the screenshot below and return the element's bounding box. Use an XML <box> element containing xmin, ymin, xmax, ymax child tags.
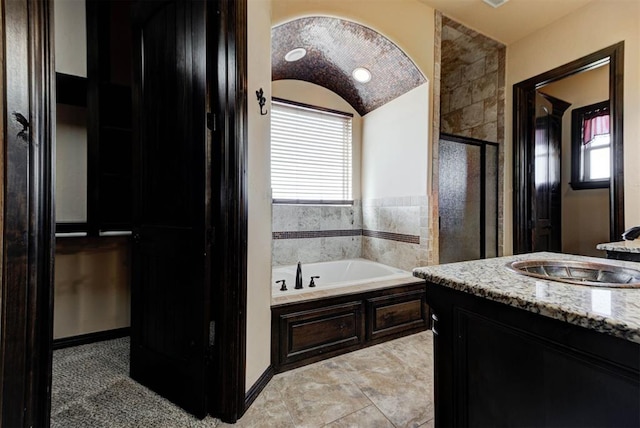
<box><xmin>431</xmin><ymin>312</ymin><xmax>439</xmax><ymax>335</ymax></box>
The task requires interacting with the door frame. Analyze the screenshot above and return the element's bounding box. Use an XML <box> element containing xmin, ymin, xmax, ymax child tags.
<box><xmin>513</xmin><ymin>42</ymin><xmax>624</xmax><ymax>254</ymax></box>
<box><xmin>208</xmin><ymin>0</ymin><xmax>249</xmax><ymax>422</ymax></box>
<box><xmin>0</xmin><ymin>0</ymin><xmax>249</xmax><ymax>424</ymax></box>
<box><xmin>0</xmin><ymin>0</ymin><xmax>55</xmax><ymax>426</ymax></box>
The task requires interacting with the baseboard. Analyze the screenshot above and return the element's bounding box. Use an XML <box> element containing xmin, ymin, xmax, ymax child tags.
<box><xmin>243</xmin><ymin>365</ymin><xmax>274</xmax><ymax>414</ymax></box>
<box><xmin>53</xmin><ymin>327</ymin><xmax>130</xmax><ymax>350</ymax></box>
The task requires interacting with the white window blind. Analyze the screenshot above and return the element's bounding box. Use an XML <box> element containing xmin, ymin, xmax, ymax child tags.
<box><xmin>271</xmin><ymin>99</ymin><xmax>353</xmax><ymax>204</ymax></box>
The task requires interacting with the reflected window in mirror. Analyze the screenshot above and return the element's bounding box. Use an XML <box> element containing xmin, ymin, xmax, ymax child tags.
<box><xmin>570</xmin><ymin>100</ymin><xmax>610</xmax><ymax>190</ymax></box>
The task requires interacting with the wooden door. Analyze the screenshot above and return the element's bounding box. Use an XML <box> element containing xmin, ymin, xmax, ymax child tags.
<box><xmin>131</xmin><ymin>0</ymin><xmax>211</xmax><ymax>418</ymax></box>
<box><xmin>532</xmin><ymin>92</ymin><xmax>569</xmax><ymax>252</ymax></box>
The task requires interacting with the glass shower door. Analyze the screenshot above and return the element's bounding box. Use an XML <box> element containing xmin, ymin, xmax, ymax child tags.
<box><xmin>439</xmin><ymin>135</ymin><xmax>498</xmax><ymax>264</ymax></box>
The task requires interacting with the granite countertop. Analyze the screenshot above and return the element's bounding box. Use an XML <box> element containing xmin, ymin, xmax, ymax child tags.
<box><xmin>413</xmin><ymin>252</ymin><xmax>640</xmax><ymax>344</ymax></box>
<box><xmin>596</xmin><ymin>241</ymin><xmax>640</xmax><ymax>253</ymax></box>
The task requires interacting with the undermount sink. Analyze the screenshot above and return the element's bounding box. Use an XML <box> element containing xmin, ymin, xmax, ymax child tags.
<box><xmin>507</xmin><ymin>260</ymin><xmax>640</xmax><ymax>288</ymax></box>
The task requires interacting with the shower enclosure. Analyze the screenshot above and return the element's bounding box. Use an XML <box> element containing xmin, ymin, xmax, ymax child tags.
<box><xmin>438</xmin><ymin>134</ymin><xmax>498</xmax><ymax>264</ymax></box>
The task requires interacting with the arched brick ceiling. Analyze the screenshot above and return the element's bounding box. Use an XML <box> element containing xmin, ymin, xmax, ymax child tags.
<box><xmin>272</xmin><ymin>17</ymin><xmax>426</xmax><ymax>116</ymax></box>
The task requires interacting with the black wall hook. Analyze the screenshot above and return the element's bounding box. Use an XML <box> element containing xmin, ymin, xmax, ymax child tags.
<box><xmin>12</xmin><ymin>112</ymin><xmax>30</xmax><ymax>143</ymax></box>
<box><xmin>256</xmin><ymin>88</ymin><xmax>268</xmax><ymax>116</ymax></box>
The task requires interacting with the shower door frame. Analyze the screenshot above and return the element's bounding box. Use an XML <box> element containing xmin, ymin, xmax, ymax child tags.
<box><xmin>439</xmin><ymin>133</ymin><xmax>499</xmax><ymax>261</ymax></box>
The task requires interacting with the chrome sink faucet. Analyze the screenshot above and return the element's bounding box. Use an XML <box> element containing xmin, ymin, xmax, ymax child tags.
<box><xmin>295</xmin><ymin>261</ymin><xmax>303</xmax><ymax>289</ymax></box>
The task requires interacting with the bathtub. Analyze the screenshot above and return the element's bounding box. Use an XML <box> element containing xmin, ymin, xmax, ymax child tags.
<box><xmin>272</xmin><ymin>258</ymin><xmax>414</xmax><ymax>296</ymax></box>
<box><xmin>270</xmin><ymin>258</ymin><xmax>428</xmax><ymax>372</ymax></box>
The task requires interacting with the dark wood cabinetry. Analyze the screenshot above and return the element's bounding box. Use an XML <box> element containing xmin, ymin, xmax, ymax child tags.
<box><xmin>366</xmin><ymin>289</ymin><xmax>427</xmax><ymax>341</ymax></box>
<box><xmin>87</xmin><ymin>0</ymin><xmax>133</xmax><ymax>234</ymax></box>
<box><xmin>272</xmin><ymin>282</ymin><xmax>428</xmax><ymax>373</ymax></box>
<box><xmin>428</xmin><ymin>282</ymin><xmax>640</xmax><ymax>427</ymax></box>
<box><xmin>276</xmin><ymin>301</ymin><xmax>365</xmax><ymax>369</ymax></box>
<box><xmin>604</xmin><ymin>250</ymin><xmax>640</xmax><ymax>262</ymax></box>
<box><xmin>56</xmin><ymin>0</ymin><xmax>133</xmax><ymax>235</ymax></box>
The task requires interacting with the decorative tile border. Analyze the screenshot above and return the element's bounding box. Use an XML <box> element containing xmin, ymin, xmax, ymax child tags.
<box><xmin>272</xmin><ymin>228</ymin><xmax>420</xmax><ymax>245</ymax></box>
<box><xmin>272</xmin><ymin>229</ymin><xmax>361</xmax><ymax>240</ymax></box>
<box><xmin>362</xmin><ymin>229</ymin><xmax>420</xmax><ymax>245</ymax></box>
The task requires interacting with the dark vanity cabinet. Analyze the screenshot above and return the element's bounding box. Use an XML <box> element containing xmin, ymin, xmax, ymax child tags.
<box><xmin>603</xmin><ymin>250</ymin><xmax>640</xmax><ymax>262</ymax></box>
<box><xmin>428</xmin><ymin>282</ymin><xmax>640</xmax><ymax>427</ymax></box>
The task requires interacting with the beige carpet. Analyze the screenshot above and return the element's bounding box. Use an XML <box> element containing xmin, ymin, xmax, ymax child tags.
<box><xmin>51</xmin><ymin>337</ymin><xmax>220</xmax><ymax>428</ymax></box>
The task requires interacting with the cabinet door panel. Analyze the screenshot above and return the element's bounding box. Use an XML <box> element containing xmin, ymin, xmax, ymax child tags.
<box><xmin>542</xmin><ymin>346</ymin><xmax>639</xmax><ymax>427</ymax></box>
<box><xmin>290</xmin><ymin>313</ymin><xmax>358</xmax><ymax>354</ymax></box>
<box><xmin>366</xmin><ymin>289</ymin><xmax>427</xmax><ymax>341</ymax></box>
<box><xmin>458</xmin><ymin>308</ymin><xmax>639</xmax><ymax>427</ymax></box>
<box><xmin>278</xmin><ymin>302</ymin><xmax>364</xmax><ymax>367</ymax></box>
<box><xmin>459</xmin><ymin>309</ymin><xmax>545</xmax><ymax>427</ymax></box>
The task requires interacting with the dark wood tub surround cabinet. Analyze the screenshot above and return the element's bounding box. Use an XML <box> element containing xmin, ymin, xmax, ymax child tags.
<box><xmin>428</xmin><ymin>283</ymin><xmax>640</xmax><ymax>428</ymax></box>
<box><xmin>271</xmin><ymin>283</ymin><xmax>428</xmax><ymax>373</ymax></box>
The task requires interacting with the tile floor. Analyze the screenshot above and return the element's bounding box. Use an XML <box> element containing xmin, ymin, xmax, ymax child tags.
<box><xmin>222</xmin><ymin>330</ymin><xmax>434</xmax><ymax>428</ymax></box>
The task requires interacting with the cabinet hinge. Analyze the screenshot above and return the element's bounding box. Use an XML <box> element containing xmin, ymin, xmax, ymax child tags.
<box><xmin>205</xmin><ymin>320</ymin><xmax>215</xmax><ymax>365</ymax></box>
<box><xmin>209</xmin><ymin>320</ymin><xmax>215</xmax><ymax>346</ymax></box>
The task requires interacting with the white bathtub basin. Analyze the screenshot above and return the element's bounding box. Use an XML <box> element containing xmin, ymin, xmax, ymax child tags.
<box><xmin>272</xmin><ymin>258</ymin><xmax>413</xmax><ymax>295</ymax></box>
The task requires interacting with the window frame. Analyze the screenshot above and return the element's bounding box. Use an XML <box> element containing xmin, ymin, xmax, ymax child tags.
<box><xmin>270</xmin><ymin>97</ymin><xmax>354</xmax><ymax>205</ymax></box>
<box><xmin>570</xmin><ymin>100</ymin><xmax>611</xmax><ymax>190</ymax></box>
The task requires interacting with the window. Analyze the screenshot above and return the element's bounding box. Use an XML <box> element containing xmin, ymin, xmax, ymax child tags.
<box><xmin>270</xmin><ymin>98</ymin><xmax>353</xmax><ymax>204</ymax></box>
<box><xmin>570</xmin><ymin>100</ymin><xmax>610</xmax><ymax>190</ymax></box>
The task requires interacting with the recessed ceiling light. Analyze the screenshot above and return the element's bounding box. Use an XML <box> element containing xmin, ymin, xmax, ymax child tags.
<box><xmin>285</xmin><ymin>48</ymin><xmax>307</xmax><ymax>62</ymax></box>
<box><xmin>352</xmin><ymin>67</ymin><xmax>372</xmax><ymax>83</ymax></box>
<box><xmin>483</xmin><ymin>0</ymin><xmax>509</xmax><ymax>8</ymax></box>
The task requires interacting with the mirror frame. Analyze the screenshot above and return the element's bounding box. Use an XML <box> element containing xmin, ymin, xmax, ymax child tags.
<box><xmin>513</xmin><ymin>42</ymin><xmax>624</xmax><ymax>254</ymax></box>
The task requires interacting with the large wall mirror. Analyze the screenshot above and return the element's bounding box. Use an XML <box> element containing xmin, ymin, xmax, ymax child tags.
<box><xmin>513</xmin><ymin>42</ymin><xmax>624</xmax><ymax>255</ymax></box>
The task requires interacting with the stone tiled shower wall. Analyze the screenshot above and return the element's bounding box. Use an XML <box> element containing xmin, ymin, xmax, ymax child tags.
<box><xmin>272</xmin><ymin>197</ymin><xmax>427</xmax><ymax>271</ymax></box>
<box><xmin>362</xmin><ymin>196</ymin><xmax>428</xmax><ymax>271</ymax></box>
<box><xmin>272</xmin><ymin>202</ymin><xmax>363</xmax><ymax>266</ymax></box>
<box><xmin>440</xmin><ymin>17</ymin><xmax>506</xmax><ymax>143</ymax></box>
<box><xmin>436</xmin><ymin>15</ymin><xmax>506</xmax><ymax>259</ymax></box>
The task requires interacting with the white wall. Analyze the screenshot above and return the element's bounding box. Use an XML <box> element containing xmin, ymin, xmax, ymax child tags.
<box><xmin>54</xmin><ymin>0</ymin><xmax>87</xmax><ymax>77</ymax></box>
<box><xmin>54</xmin><ymin>239</ymin><xmax>130</xmax><ymax>339</ymax></box>
<box><xmin>54</xmin><ymin>0</ymin><xmax>89</xmax><ymax>222</ymax></box>
<box><xmin>542</xmin><ymin>65</ymin><xmax>609</xmax><ymax>256</ymax></box>
<box><xmin>245</xmin><ymin>0</ymin><xmax>273</xmax><ymax>392</ymax></box>
<box><xmin>505</xmin><ymin>0</ymin><xmax>640</xmax><ymax>253</ymax></box>
<box><xmin>56</xmin><ymin>104</ymin><xmax>88</xmax><ymax>222</ymax></box>
<box><xmin>362</xmin><ymin>83</ymin><xmax>429</xmax><ymax>199</ymax></box>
